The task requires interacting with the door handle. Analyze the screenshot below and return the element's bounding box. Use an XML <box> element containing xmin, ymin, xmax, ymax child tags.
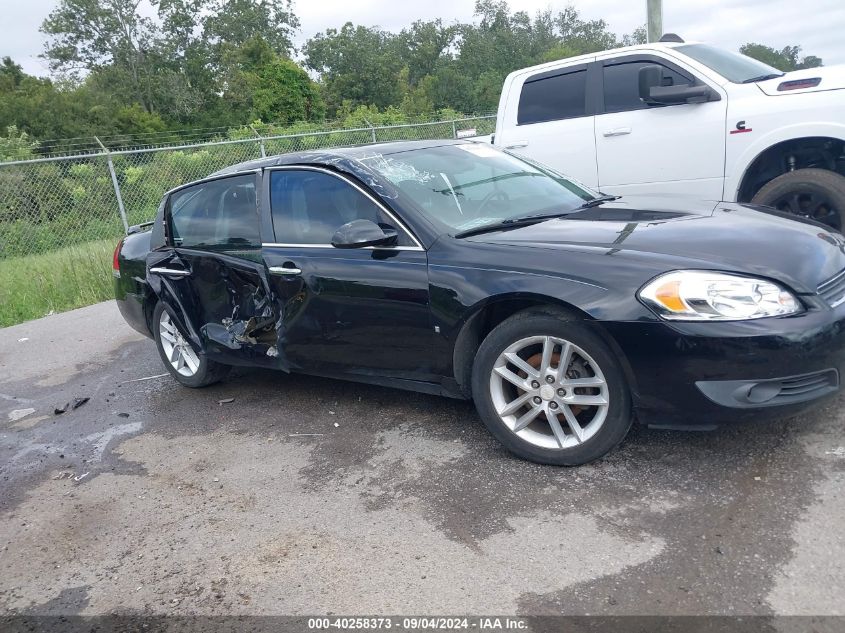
<box><xmin>269</xmin><ymin>265</ymin><xmax>302</xmax><ymax>276</ymax></box>
<box><xmin>149</xmin><ymin>266</ymin><xmax>190</xmax><ymax>277</ymax></box>
<box><xmin>505</xmin><ymin>140</ymin><xmax>529</xmax><ymax>149</ymax></box>
<box><xmin>602</xmin><ymin>127</ymin><xmax>632</xmax><ymax>137</ymax></box>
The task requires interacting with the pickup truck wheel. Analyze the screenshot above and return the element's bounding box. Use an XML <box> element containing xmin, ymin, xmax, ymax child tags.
<box><xmin>751</xmin><ymin>168</ymin><xmax>845</xmax><ymax>231</ymax></box>
<box><xmin>471</xmin><ymin>310</ymin><xmax>632</xmax><ymax>466</ymax></box>
<box><xmin>153</xmin><ymin>302</ymin><xmax>230</xmax><ymax>388</ymax></box>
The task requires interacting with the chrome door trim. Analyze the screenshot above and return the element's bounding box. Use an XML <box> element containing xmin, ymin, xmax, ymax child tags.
<box><xmin>264</xmin><ymin>165</ymin><xmax>425</xmax><ymax>250</ymax></box>
<box><xmin>268</xmin><ymin>266</ymin><xmax>302</xmax><ymax>275</ymax></box>
<box><xmin>149</xmin><ymin>267</ymin><xmax>191</xmax><ymax>277</ymax></box>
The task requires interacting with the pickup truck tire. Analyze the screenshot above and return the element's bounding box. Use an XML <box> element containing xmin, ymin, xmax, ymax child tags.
<box><xmin>751</xmin><ymin>168</ymin><xmax>845</xmax><ymax>231</ymax></box>
<box><xmin>471</xmin><ymin>309</ymin><xmax>632</xmax><ymax>466</ymax></box>
<box><xmin>153</xmin><ymin>302</ymin><xmax>230</xmax><ymax>388</ymax></box>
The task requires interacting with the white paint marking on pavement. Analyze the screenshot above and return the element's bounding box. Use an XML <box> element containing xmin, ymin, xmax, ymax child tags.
<box><xmin>8</xmin><ymin>408</ymin><xmax>36</xmax><ymax>422</ymax></box>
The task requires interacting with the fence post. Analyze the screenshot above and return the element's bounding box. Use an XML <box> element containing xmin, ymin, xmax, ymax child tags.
<box><xmin>452</xmin><ymin>120</ymin><xmax>457</xmax><ymax>139</ymax></box>
<box><xmin>95</xmin><ymin>136</ymin><xmax>129</xmax><ymax>234</ymax></box>
<box><xmin>363</xmin><ymin>118</ymin><xmax>377</xmax><ymax>143</ymax></box>
<box><xmin>249</xmin><ymin>125</ymin><xmax>267</xmax><ymax>158</ymax></box>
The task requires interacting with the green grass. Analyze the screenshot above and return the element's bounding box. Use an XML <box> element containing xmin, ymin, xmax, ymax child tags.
<box><xmin>0</xmin><ymin>238</ymin><xmax>116</xmax><ymax>328</ymax></box>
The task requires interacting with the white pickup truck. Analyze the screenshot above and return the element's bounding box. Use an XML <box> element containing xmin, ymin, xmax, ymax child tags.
<box><xmin>490</xmin><ymin>35</ymin><xmax>845</xmax><ymax>230</ymax></box>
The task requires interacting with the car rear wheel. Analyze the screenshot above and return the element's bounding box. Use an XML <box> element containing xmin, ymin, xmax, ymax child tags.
<box><xmin>153</xmin><ymin>302</ymin><xmax>229</xmax><ymax>388</ymax></box>
<box><xmin>471</xmin><ymin>309</ymin><xmax>632</xmax><ymax>465</ymax></box>
<box><xmin>751</xmin><ymin>168</ymin><xmax>845</xmax><ymax>231</ymax></box>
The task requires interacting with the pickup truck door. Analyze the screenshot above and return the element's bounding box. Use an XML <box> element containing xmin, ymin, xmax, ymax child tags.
<box><xmin>593</xmin><ymin>54</ymin><xmax>728</xmax><ymax>200</ymax></box>
<box><xmin>494</xmin><ymin>61</ymin><xmax>599</xmax><ymax>188</ymax></box>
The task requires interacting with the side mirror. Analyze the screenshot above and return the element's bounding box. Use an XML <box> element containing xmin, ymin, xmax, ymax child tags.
<box><xmin>638</xmin><ymin>64</ymin><xmax>719</xmax><ymax>105</ymax></box>
<box><xmin>331</xmin><ymin>219</ymin><xmax>398</xmax><ymax>249</ymax></box>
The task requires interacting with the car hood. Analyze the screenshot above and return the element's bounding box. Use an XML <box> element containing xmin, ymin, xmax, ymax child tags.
<box><xmin>470</xmin><ymin>197</ymin><xmax>845</xmax><ymax>293</ymax></box>
<box><xmin>756</xmin><ymin>65</ymin><xmax>845</xmax><ymax>96</ymax></box>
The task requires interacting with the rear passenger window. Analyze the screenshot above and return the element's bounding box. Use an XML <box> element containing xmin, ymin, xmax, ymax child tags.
<box><xmin>517</xmin><ymin>68</ymin><xmax>587</xmax><ymax>125</ymax></box>
<box><xmin>169</xmin><ymin>175</ymin><xmax>259</xmax><ymax>249</ymax></box>
<box><xmin>602</xmin><ymin>61</ymin><xmax>692</xmax><ymax>113</ymax></box>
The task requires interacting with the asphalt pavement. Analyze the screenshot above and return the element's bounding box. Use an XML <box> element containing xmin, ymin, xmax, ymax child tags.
<box><xmin>0</xmin><ymin>301</ymin><xmax>843</xmax><ymax>616</ymax></box>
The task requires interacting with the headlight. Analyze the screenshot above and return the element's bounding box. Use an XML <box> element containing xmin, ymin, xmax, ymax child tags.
<box><xmin>638</xmin><ymin>271</ymin><xmax>802</xmax><ymax>321</ymax></box>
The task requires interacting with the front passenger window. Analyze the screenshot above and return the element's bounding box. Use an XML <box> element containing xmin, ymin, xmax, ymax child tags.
<box><xmin>269</xmin><ymin>170</ymin><xmax>414</xmax><ymax>246</ymax></box>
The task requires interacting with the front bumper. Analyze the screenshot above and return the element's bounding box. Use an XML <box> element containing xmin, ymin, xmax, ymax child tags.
<box><xmin>600</xmin><ymin>304</ymin><xmax>845</xmax><ymax>428</ymax></box>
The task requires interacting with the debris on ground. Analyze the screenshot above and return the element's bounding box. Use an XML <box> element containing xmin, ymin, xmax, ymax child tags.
<box><xmin>218</xmin><ymin>398</ymin><xmax>235</xmax><ymax>405</ymax></box>
<box><xmin>333</xmin><ymin>422</ymin><xmax>340</xmax><ymax>428</ymax></box>
<box><xmin>117</xmin><ymin>412</ymin><xmax>130</xmax><ymax>418</ymax></box>
<box><xmin>18</xmin><ymin>337</ymin><xmax>29</xmax><ymax>343</ymax></box>
<box><xmin>825</xmin><ymin>447</ymin><xmax>845</xmax><ymax>457</ymax></box>
<box><xmin>8</xmin><ymin>408</ymin><xmax>36</xmax><ymax>422</ymax></box>
<box><xmin>54</xmin><ymin>397</ymin><xmax>90</xmax><ymax>415</ymax></box>
<box><xmin>122</xmin><ymin>373</ymin><xmax>168</xmax><ymax>384</ymax></box>
<box><xmin>73</xmin><ymin>472</ymin><xmax>90</xmax><ymax>482</ymax></box>
<box><xmin>52</xmin><ymin>472</ymin><xmax>73</xmax><ymax>480</ymax></box>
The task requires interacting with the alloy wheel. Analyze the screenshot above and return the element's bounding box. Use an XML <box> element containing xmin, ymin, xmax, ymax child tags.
<box><xmin>158</xmin><ymin>311</ymin><xmax>200</xmax><ymax>377</ymax></box>
<box><xmin>489</xmin><ymin>335</ymin><xmax>609</xmax><ymax>450</ymax></box>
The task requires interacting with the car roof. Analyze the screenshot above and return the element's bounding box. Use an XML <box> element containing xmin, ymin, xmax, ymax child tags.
<box><xmin>210</xmin><ymin>139</ymin><xmax>469</xmax><ymax>177</ymax></box>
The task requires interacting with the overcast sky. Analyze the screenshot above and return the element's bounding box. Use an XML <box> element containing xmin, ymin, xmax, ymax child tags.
<box><xmin>4</xmin><ymin>0</ymin><xmax>844</xmax><ymax>77</ymax></box>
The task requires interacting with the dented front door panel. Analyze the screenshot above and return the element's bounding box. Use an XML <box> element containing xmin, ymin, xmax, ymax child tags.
<box><xmin>263</xmin><ymin>245</ymin><xmax>437</xmax><ymax>380</ymax></box>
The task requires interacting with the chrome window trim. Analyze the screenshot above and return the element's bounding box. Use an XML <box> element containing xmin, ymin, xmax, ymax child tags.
<box><xmin>265</xmin><ymin>165</ymin><xmax>424</xmax><ymax>250</ymax></box>
<box><xmin>262</xmin><ymin>242</ymin><xmax>424</xmax><ymax>252</ymax></box>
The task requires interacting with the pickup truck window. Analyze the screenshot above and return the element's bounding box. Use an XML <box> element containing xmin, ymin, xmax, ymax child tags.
<box><xmin>675</xmin><ymin>44</ymin><xmax>782</xmax><ymax>83</ymax></box>
<box><xmin>269</xmin><ymin>169</ymin><xmax>414</xmax><ymax>246</ymax></box>
<box><xmin>517</xmin><ymin>68</ymin><xmax>587</xmax><ymax>125</ymax></box>
<box><xmin>169</xmin><ymin>175</ymin><xmax>259</xmax><ymax>249</ymax></box>
<box><xmin>603</xmin><ymin>61</ymin><xmax>691</xmax><ymax>113</ymax></box>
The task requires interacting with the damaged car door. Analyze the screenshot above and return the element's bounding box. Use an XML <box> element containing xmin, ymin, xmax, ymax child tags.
<box><xmin>262</xmin><ymin>166</ymin><xmax>437</xmax><ymax>382</ymax></box>
<box><xmin>148</xmin><ymin>171</ymin><xmax>281</xmax><ymax>367</ymax></box>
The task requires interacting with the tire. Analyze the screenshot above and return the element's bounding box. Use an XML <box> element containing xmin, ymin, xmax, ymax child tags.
<box><xmin>152</xmin><ymin>302</ymin><xmax>230</xmax><ymax>388</ymax></box>
<box><xmin>751</xmin><ymin>168</ymin><xmax>845</xmax><ymax>232</ymax></box>
<box><xmin>471</xmin><ymin>309</ymin><xmax>632</xmax><ymax>466</ymax></box>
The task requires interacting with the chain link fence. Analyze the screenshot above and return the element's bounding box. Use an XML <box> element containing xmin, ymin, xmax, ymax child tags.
<box><xmin>0</xmin><ymin>115</ymin><xmax>495</xmax><ymax>260</ymax></box>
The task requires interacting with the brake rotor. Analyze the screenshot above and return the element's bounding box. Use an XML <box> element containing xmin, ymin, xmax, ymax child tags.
<box><xmin>522</xmin><ymin>351</ymin><xmax>586</xmax><ymax>416</ymax></box>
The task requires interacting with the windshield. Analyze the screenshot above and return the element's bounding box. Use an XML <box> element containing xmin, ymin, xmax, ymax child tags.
<box><xmin>355</xmin><ymin>143</ymin><xmax>595</xmax><ymax>234</ymax></box>
<box><xmin>676</xmin><ymin>43</ymin><xmax>783</xmax><ymax>83</ymax></box>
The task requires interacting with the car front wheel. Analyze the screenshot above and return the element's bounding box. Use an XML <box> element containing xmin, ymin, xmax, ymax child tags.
<box><xmin>471</xmin><ymin>309</ymin><xmax>632</xmax><ymax>466</ymax></box>
<box><xmin>153</xmin><ymin>302</ymin><xmax>230</xmax><ymax>388</ymax></box>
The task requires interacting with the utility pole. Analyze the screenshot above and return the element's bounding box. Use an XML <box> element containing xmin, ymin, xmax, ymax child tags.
<box><xmin>647</xmin><ymin>0</ymin><xmax>663</xmax><ymax>43</ymax></box>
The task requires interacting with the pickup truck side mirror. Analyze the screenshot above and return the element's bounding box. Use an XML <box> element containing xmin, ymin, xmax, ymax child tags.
<box><xmin>638</xmin><ymin>64</ymin><xmax>720</xmax><ymax>105</ymax></box>
<box><xmin>331</xmin><ymin>219</ymin><xmax>398</xmax><ymax>249</ymax></box>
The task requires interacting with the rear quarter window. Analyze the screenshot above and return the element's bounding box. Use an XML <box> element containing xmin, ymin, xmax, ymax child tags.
<box><xmin>517</xmin><ymin>68</ymin><xmax>587</xmax><ymax>125</ymax></box>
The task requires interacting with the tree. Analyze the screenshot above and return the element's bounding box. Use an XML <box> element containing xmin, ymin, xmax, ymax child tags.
<box><xmin>41</xmin><ymin>0</ymin><xmax>158</xmax><ymax>111</ymax></box>
<box><xmin>304</xmin><ymin>23</ymin><xmax>406</xmax><ymax>112</ymax></box>
<box><xmin>202</xmin><ymin>0</ymin><xmax>299</xmax><ymax>63</ymax></box>
<box><xmin>740</xmin><ymin>43</ymin><xmax>823</xmax><ymax>71</ymax></box>
<box><xmin>251</xmin><ymin>58</ymin><xmax>325</xmax><ymax>124</ymax></box>
<box><xmin>0</xmin><ymin>126</ymin><xmax>37</xmax><ymax>161</ymax></box>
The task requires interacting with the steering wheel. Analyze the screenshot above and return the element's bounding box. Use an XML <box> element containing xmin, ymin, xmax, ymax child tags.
<box><xmin>476</xmin><ymin>189</ymin><xmax>511</xmax><ymax>216</ymax></box>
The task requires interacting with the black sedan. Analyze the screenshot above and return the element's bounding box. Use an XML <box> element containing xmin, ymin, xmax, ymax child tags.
<box><xmin>114</xmin><ymin>140</ymin><xmax>845</xmax><ymax>465</ymax></box>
